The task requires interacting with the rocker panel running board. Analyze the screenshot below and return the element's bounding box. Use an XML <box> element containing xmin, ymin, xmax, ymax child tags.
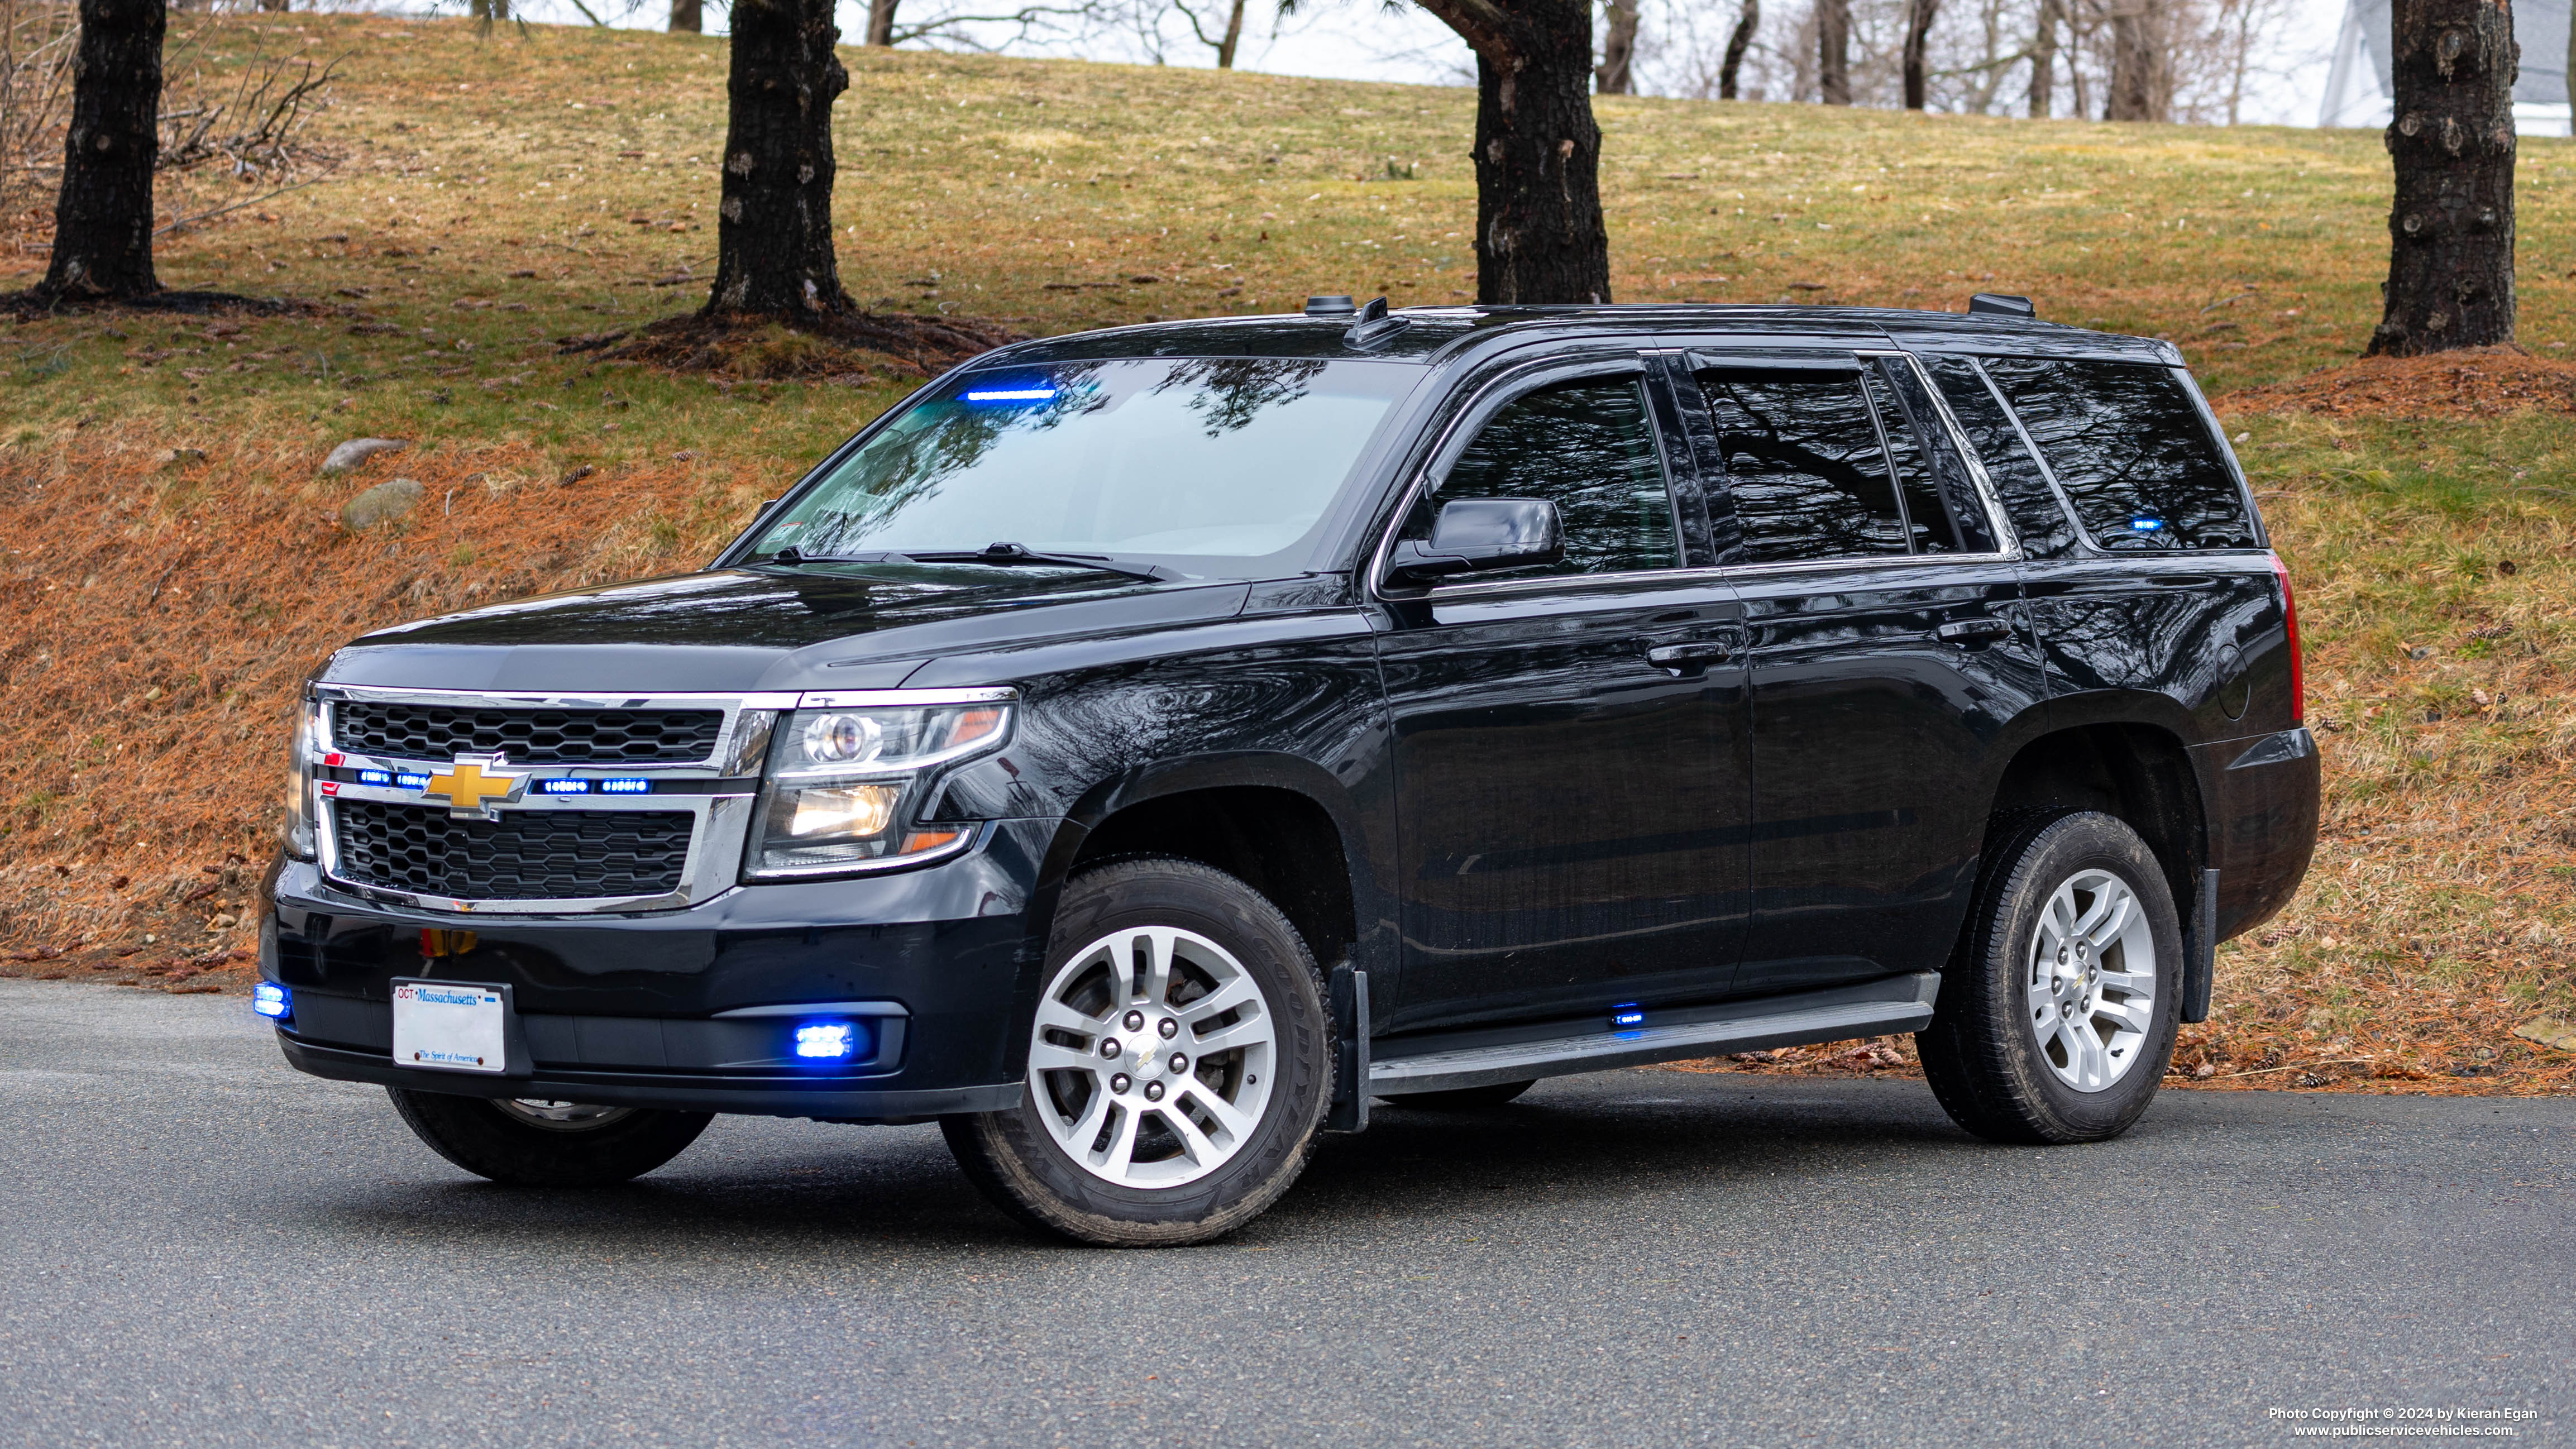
<box><xmin>1368</xmin><ymin>972</ymin><xmax>1941</xmax><ymax>1096</ymax></box>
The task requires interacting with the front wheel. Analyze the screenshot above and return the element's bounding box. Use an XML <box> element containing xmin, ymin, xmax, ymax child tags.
<box><xmin>388</xmin><ymin>1089</ymin><xmax>712</xmax><ymax>1186</ymax></box>
<box><xmin>1917</xmin><ymin>810</ymin><xmax>2183</xmax><ymax>1145</ymax></box>
<box><xmin>942</xmin><ymin>857</ymin><xmax>1333</xmax><ymax>1247</ymax></box>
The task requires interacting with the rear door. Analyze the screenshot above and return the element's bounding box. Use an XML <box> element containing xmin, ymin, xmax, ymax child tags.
<box><xmin>1677</xmin><ymin>349</ymin><xmax>2049</xmax><ymax>998</ymax></box>
<box><xmin>1374</xmin><ymin>356</ymin><xmax>1752</xmax><ymax>1034</ymax></box>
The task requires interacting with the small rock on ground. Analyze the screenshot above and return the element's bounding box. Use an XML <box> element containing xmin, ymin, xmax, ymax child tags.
<box><xmin>341</xmin><ymin>478</ymin><xmax>424</xmax><ymax>532</ymax></box>
<box><xmin>321</xmin><ymin>438</ymin><xmax>409</xmax><ymax>475</ymax></box>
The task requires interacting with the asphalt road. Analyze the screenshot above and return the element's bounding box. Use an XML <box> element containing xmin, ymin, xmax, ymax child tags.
<box><xmin>1</xmin><ymin>979</ymin><xmax>2567</xmax><ymax>1449</ymax></box>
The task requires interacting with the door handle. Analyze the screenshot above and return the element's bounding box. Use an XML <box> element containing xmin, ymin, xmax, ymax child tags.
<box><xmin>1934</xmin><ymin>616</ymin><xmax>2014</xmax><ymax>647</ymax></box>
<box><xmin>1646</xmin><ymin>627</ymin><xmax>1744</xmax><ymax>674</ymax></box>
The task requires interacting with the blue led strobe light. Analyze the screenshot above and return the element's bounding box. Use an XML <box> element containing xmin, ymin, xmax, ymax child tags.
<box><xmin>357</xmin><ymin>768</ymin><xmax>393</xmax><ymax>786</ymax></box>
<box><xmin>599</xmin><ymin>778</ymin><xmax>651</xmax><ymax>795</ymax></box>
<box><xmin>540</xmin><ymin>780</ymin><xmax>591</xmax><ymax>795</ymax></box>
<box><xmin>2129</xmin><ymin>517</ymin><xmax>2166</xmax><ymax>533</ymax></box>
<box><xmin>960</xmin><ymin>386</ymin><xmax>1058</xmax><ymax>404</ymax></box>
<box><xmin>253</xmin><ymin>982</ymin><xmax>292</xmax><ymax>1021</ymax></box>
<box><xmin>1612</xmin><ymin>1008</ymin><xmax>1645</xmax><ymax>1027</ymax></box>
<box><xmin>794</xmin><ymin>1021</ymin><xmax>859</xmax><ymax>1060</ymax></box>
<box><xmin>395</xmin><ymin>772</ymin><xmax>432</xmax><ymax>791</ymax></box>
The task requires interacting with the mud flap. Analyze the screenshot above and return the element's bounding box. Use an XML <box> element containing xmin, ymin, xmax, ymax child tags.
<box><xmin>1326</xmin><ymin>965</ymin><xmax>1370</xmax><ymax>1134</ymax></box>
<box><xmin>2181</xmin><ymin>867</ymin><xmax>2218</xmax><ymax>1024</ymax></box>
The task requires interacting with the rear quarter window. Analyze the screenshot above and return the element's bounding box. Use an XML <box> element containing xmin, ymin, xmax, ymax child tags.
<box><xmin>1978</xmin><ymin>358</ymin><xmax>2257</xmax><ymax>551</ymax></box>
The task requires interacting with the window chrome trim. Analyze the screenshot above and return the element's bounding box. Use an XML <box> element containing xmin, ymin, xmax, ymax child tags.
<box><xmin>1365</xmin><ymin>352</ymin><xmax>1667</xmax><ymax>605</ymax></box>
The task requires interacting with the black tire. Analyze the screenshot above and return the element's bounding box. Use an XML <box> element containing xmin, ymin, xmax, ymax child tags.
<box><xmin>1917</xmin><ymin>810</ymin><xmax>2183</xmax><ymax>1145</ymax></box>
<box><xmin>387</xmin><ymin>1089</ymin><xmax>712</xmax><ymax>1187</ymax></box>
<box><xmin>941</xmin><ymin>857</ymin><xmax>1333</xmax><ymax>1247</ymax></box>
<box><xmin>1382</xmin><ymin>1079</ymin><xmax>1535</xmax><ymax>1110</ymax></box>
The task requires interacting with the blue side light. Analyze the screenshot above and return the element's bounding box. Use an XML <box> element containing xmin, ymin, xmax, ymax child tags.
<box><xmin>540</xmin><ymin>780</ymin><xmax>592</xmax><ymax>795</ymax></box>
<box><xmin>794</xmin><ymin>1021</ymin><xmax>859</xmax><ymax>1060</ymax></box>
<box><xmin>1611</xmin><ymin>1006</ymin><xmax>1644</xmax><ymax>1027</ymax></box>
<box><xmin>253</xmin><ymin>982</ymin><xmax>292</xmax><ymax>1021</ymax></box>
<box><xmin>2129</xmin><ymin>517</ymin><xmax>2166</xmax><ymax>533</ymax></box>
<box><xmin>599</xmin><ymin>778</ymin><xmax>650</xmax><ymax>795</ymax></box>
<box><xmin>357</xmin><ymin>769</ymin><xmax>393</xmax><ymax>786</ymax></box>
<box><xmin>961</xmin><ymin>386</ymin><xmax>1058</xmax><ymax>404</ymax></box>
<box><xmin>395</xmin><ymin>772</ymin><xmax>431</xmax><ymax>791</ymax></box>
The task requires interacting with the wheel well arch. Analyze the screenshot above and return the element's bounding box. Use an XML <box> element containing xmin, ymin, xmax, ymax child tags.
<box><xmin>1054</xmin><ymin>781</ymin><xmax>1361</xmax><ymax>978</ymax></box>
<box><xmin>1987</xmin><ymin>723</ymin><xmax>2205</xmax><ymax>914</ymax></box>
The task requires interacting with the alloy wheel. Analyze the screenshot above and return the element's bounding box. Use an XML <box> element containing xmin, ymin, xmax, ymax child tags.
<box><xmin>1027</xmin><ymin>926</ymin><xmax>1278</xmax><ymax>1189</ymax></box>
<box><xmin>2024</xmin><ymin>867</ymin><xmax>2158</xmax><ymax>1093</ymax></box>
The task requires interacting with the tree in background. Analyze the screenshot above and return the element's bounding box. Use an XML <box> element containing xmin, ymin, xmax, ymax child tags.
<box><xmin>2367</xmin><ymin>0</ymin><xmax>2515</xmax><ymax>355</ymax></box>
<box><xmin>1718</xmin><ymin>0</ymin><xmax>1757</xmax><ymax>98</ymax></box>
<box><xmin>2104</xmin><ymin>0</ymin><xmax>2168</xmax><ymax>119</ymax></box>
<box><xmin>1409</xmin><ymin>0</ymin><xmax>1611</xmax><ymax>302</ymax></box>
<box><xmin>867</xmin><ymin>0</ymin><xmax>899</xmax><ymax>44</ymax></box>
<box><xmin>1815</xmin><ymin>0</ymin><xmax>1849</xmax><ymax>103</ymax></box>
<box><xmin>1597</xmin><ymin>0</ymin><xmax>1638</xmax><ymax>93</ymax></box>
<box><xmin>672</xmin><ymin>0</ymin><xmax>702</xmax><ymax>34</ymax></box>
<box><xmin>2027</xmin><ymin>0</ymin><xmax>2061</xmax><ymax>114</ymax></box>
<box><xmin>705</xmin><ymin>0</ymin><xmax>854</xmax><ymax>320</ymax></box>
<box><xmin>1899</xmin><ymin>0</ymin><xmax>1935</xmax><ymax>107</ymax></box>
<box><xmin>39</xmin><ymin>0</ymin><xmax>162</xmax><ymax>299</ymax></box>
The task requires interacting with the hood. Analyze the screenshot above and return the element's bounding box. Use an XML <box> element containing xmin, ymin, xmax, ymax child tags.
<box><xmin>321</xmin><ymin>565</ymin><xmax>1256</xmax><ymax>694</ymax></box>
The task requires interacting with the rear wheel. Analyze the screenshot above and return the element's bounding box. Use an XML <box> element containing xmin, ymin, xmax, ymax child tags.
<box><xmin>1383</xmin><ymin>1079</ymin><xmax>1535</xmax><ymax>1110</ymax></box>
<box><xmin>387</xmin><ymin>1089</ymin><xmax>712</xmax><ymax>1186</ymax></box>
<box><xmin>1917</xmin><ymin>810</ymin><xmax>2182</xmax><ymax>1145</ymax></box>
<box><xmin>942</xmin><ymin>857</ymin><xmax>1332</xmax><ymax>1247</ymax></box>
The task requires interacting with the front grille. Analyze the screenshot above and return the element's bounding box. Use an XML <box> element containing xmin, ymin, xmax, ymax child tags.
<box><xmin>331</xmin><ymin>800</ymin><xmax>695</xmax><ymax>901</ymax></box>
<box><xmin>333</xmin><ymin>701</ymin><xmax>724</xmax><ymax>765</ymax></box>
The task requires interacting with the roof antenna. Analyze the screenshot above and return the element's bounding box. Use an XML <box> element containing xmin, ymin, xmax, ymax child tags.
<box><xmin>1343</xmin><ymin>296</ymin><xmax>1409</xmax><ymax>350</ymax></box>
<box><xmin>1968</xmin><ymin>293</ymin><xmax>2036</xmax><ymax>319</ymax></box>
<box><xmin>1304</xmin><ymin>294</ymin><xmax>1357</xmax><ymax>317</ymax></box>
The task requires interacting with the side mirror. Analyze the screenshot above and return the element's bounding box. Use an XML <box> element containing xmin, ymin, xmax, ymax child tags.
<box><xmin>1385</xmin><ymin>498</ymin><xmax>1563</xmax><ymax>586</ymax></box>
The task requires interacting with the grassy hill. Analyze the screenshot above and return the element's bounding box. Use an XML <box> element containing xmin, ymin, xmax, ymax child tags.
<box><xmin>2</xmin><ymin>13</ymin><xmax>2570</xmax><ymax>1092</ymax></box>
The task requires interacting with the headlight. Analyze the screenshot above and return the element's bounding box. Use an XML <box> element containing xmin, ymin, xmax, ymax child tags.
<box><xmin>283</xmin><ymin>693</ymin><xmax>322</xmax><ymax>860</ymax></box>
<box><xmin>743</xmin><ymin>693</ymin><xmax>1013</xmax><ymax>878</ymax></box>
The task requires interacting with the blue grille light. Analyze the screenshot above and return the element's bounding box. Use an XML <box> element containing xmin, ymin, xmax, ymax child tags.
<box><xmin>357</xmin><ymin>768</ymin><xmax>393</xmax><ymax>786</ymax></box>
<box><xmin>795</xmin><ymin>1021</ymin><xmax>859</xmax><ymax>1060</ymax></box>
<box><xmin>253</xmin><ymin>982</ymin><xmax>292</xmax><ymax>1021</ymax></box>
<box><xmin>540</xmin><ymin>780</ymin><xmax>592</xmax><ymax>795</ymax></box>
<box><xmin>600</xmin><ymin>778</ymin><xmax>651</xmax><ymax>795</ymax></box>
<box><xmin>961</xmin><ymin>386</ymin><xmax>1058</xmax><ymax>404</ymax></box>
<box><xmin>395</xmin><ymin>772</ymin><xmax>432</xmax><ymax>791</ymax></box>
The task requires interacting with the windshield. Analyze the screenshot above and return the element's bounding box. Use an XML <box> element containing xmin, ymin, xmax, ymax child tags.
<box><xmin>746</xmin><ymin>357</ymin><xmax>1420</xmax><ymax>578</ymax></box>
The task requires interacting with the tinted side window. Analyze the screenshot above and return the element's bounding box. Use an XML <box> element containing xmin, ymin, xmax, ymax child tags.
<box><xmin>1696</xmin><ymin>369</ymin><xmax>1909</xmax><ymax>563</ymax></box>
<box><xmin>1403</xmin><ymin>378</ymin><xmax>1676</xmax><ymax>577</ymax></box>
<box><xmin>1873</xmin><ymin>358</ymin><xmax>1999</xmax><ymax>554</ymax></box>
<box><xmin>1981</xmin><ymin>358</ymin><xmax>2255</xmax><ymax>550</ymax></box>
<box><xmin>1923</xmin><ymin>355</ymin><xmax>2080</xmax><ymax>559</ymax></box>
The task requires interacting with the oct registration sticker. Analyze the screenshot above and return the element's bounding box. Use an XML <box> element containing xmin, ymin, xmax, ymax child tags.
<box><xmin>391</xmin><ymin>982</ymin><xmax>506</xmax><ymax>1074</ymax></box>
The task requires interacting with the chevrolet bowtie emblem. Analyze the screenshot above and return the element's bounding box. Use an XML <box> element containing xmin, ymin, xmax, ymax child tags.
<box><xmin>425</xmin><ymin>754</ymin><xmax>526</xmax><ymax>819</ymax></box>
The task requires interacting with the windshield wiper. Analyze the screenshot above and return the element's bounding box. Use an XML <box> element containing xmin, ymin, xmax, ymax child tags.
<box><xmin>760</xmin><ymin>543</ymin><xmax>1179</xmax><ymax>582</ymax></box>
<box><xmin>897</xmin><ymin>542</ymin><xmax>1182</xmax><ymax>583</ymax></box>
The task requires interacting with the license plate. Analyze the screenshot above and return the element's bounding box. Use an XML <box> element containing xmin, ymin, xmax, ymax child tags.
<box><xmin>391</xmin><ymin>981</ymin><xmax>506</xmax><ymax>1074</ymax></box>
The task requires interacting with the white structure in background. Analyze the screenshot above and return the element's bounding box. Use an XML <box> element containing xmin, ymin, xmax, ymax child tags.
<box><xmin>2320</xmin><ymin>0</ymin><xmax>2571</xmax><ymax>128</ymax></box>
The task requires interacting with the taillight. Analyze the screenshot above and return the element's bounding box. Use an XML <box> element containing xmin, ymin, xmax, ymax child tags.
<box><xmin>2269</xmin><ymin>551</ymin><xmax>2303</xmax><ymax>725</ymax></box>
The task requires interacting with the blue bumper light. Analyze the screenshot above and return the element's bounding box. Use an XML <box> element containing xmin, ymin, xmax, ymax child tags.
<box><xmin>254</xmin><ymin>982</ymin><xmax>292</xmax><ymax>1021</ymax></box>
<box><xmin>794</xmin><ymin>1020</ymin><xmax>859</xmax><ymax>1061</ymax></box>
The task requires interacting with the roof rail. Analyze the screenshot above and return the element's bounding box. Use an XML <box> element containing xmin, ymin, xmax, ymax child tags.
<box><xmin>1968</xmin><ymin>293</ymin><xmax>2036</xmax><ymax>319</ymax></box>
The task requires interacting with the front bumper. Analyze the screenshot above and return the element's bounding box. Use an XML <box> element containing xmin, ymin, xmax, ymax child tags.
<box><xmin>260</xmin><ymin>818</ymin><xmax>1056</xmax><ymax>1121</ymax></box>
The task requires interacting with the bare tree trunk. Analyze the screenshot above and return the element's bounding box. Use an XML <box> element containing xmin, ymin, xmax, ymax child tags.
<box><xmin>2105</xmin><ymin>0</ymin><xmax>2166</xmax><ymax>120</ymax></box>
<box><xmin>1415</xmin><ymin>0</ymin><xmax>1612</xmax><ymax>304</ymax></box>
<box><xmin>468</xmin><ymin>0</ymin><xmax>511</xmax><ymax>21</ymax></box>
<box><xmin>2368</xmin><ymin>0</ymin><xmax>2516</xmax><ymax>355</ymax></box>
<box><xmin>1720</xmin><ymin>0</ymin><xmax>1759</xmax><ymax>98</ymax></box>
<box><xmin>1901</xmin><ymin>0</ymin><xmax>1938</xmax><ymax>108</ymax></box>
<box><xmin>1817</xmin><ymin>0</ymin><xmax>1850</xmax><ymax>103</ymax></box>
<box><xmin>1597</xmin><ymin>0</ymin><xmax>1638</xmax><ymax>94</ymax></box>
<box><xmin>40</xmin><ymin>0</ymin><xmax>161</xmax><ymax>300</ymax></box>
<box><xmin>866</xmin><ymin>0</ymin><xmax>898</xmax><ymax>46</ymax></box>
<box><xmin>257</xmin><ymin>0</ymin><xmax>289</xmax><ymax>13</ymax></box>
<box><xmin>671</xmin><ymin>0</ymin><xmax>702</xmax><ymax>33</ymax></box>
<box><xmin>707</xmin><ymin>0</ymin><xmax>856</xmax><ymax>321</ymax></box>
<box><xmin>2028</xmin><ymin>0</ymin><xmax>2059</xmax><ymax>116</ymax></box>
<box><xmin>1216</xmin><ymin>0</ymin><xmax>1247</xmax><ymax>66</ymax></box>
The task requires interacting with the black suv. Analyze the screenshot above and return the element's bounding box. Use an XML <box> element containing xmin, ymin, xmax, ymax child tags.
<box><xmin>260</xmin><ymin>298</ymin><xmax>2318</xmax><ymax>1245</ymax></box>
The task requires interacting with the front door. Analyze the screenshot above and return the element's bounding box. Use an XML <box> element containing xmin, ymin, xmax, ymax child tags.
<box><xmin>1375</xmin><ymin>365</ymin><xmax>1752</xmax><ymax>1035</ymax></box>
<box><xmin>1676</xmin><ymin>351</ymin><xmax>2049</xmax><ymax>998</ymax></box>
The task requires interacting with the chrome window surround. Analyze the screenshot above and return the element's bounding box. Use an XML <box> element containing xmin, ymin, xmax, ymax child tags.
<box><xmin>304</xmin><ymin>683</ymin><xmax>1014</xmax><ymax>916</ymax></box>
<box><xmin>1367</xmin><ymin>348</ymin><xmax>2024</xmax><ymax>608</ymax></box>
